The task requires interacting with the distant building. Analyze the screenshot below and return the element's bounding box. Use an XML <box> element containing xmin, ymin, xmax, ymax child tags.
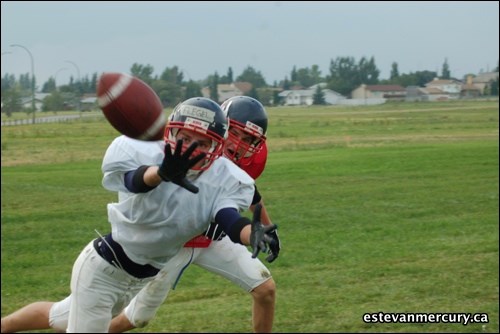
<box><xmin>202</xmin><ymin>82</ymin><xmax>253</xmax><ymax>103</ymax></box>
<box><xmin>278</xmin><ymin>84</ymin><xmax>346</xmax><ymax>106</ymax></box>
<box><xmin>21</xmin><ymin>93</ymin><xmax>50</xmax><ymax>111</ymax></box>
<box><xmin>461</xmin><ymin>76</ymin><xmax>482</xmax><ymax>98</ymax></box>
<box><xmin>472</xmin><ymin>72</ymin><xmax>499</xmax><ymax>95</ymax></box>
<box><xmin>80</xmin><ymin>94</ymin><xmax>98</xmax><ymax>111</ymax></box>
<box><xmin>351</xmin><ymin>84</ymin><xmax>406</xmax><ymax>101</ymax></box>
<box><xmin>424</xmin><ymin>78</ymin><xmax>462</xmax><ymax>99</ymax></box>
<box><xmin>406</xmin><ymin>86</ymin><xmax>429</xmax><ymax>102</ymax></box>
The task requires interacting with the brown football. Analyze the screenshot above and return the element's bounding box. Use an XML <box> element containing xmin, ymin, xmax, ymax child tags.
<box><xmin>96</xmin><ymin>72</ymin><xmax>165</xmax><ymax>141</ymax></box>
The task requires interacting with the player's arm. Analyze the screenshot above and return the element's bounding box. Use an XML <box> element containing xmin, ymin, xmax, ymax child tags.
<box><xmin>124</xmin><ymin>165</ymin><xmax>162</xmax><ymax>193</ymax></box>
<box><xmin>124</xmin><ymin>140</ymin><xmax>205</xmax><ymax>194</ymax></box>
<box><xmin>249</xmin><ymin>186</ymin><xmax>281</xmax><ymax>262</ymax></box>
<box><xmin>215</xmin><ymin>205</ymin><xmax>277</xmax><ymax>258</ymax></box>
<box><xmin>250</xmin><ymin>187</ymin><xmax>272</xmax><ymax>225</ymax></box>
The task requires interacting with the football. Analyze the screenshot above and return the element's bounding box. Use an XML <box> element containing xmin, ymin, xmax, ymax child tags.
<box><xmin>96</xmin><ymin>72</ymin><xmax>166</xmax><ymax>141</ymax></box>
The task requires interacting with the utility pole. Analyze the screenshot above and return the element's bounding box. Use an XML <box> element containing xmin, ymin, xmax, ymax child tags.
<box><xmin>11</xmin><ymin>44</ymin><xmax>36</xmax><ymax>124</ymax></box>
<box><xmin>66</xmin><ymin>60</ymin><xmax>81</xmax><ymax>116</ymax></box>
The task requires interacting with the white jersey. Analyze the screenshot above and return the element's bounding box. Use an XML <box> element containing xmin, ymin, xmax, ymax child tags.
<box><xmin>101</xmin><ymin>135</ymin><xmax>254</xmax><ymax>269</ymax></box>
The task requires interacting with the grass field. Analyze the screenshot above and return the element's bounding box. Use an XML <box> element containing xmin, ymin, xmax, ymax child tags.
<box><xmin>1</xmin><ymin>100</ymin><xmax>499</xmax><ymax>333</ymax></box>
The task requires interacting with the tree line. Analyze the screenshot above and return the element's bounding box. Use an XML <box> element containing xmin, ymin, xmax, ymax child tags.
<box><xmin>1</xmin><ymin>56</ymin><xmax>498</xmax><ymax>115</ymax></box>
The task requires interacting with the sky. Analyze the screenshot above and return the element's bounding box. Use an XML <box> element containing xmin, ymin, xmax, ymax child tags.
<box><xmin>1</xmin><ymin>1</ymin><xmax>499</xmax><ymax>89</ymax></box>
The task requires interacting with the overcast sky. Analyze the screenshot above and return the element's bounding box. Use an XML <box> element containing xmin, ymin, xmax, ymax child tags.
<box><xmin>1</xmin><ymin>1</ymin><xmax>498</xmax><ymax>89</ymax></box>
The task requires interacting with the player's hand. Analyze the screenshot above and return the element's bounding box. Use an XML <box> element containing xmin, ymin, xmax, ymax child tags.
<box><xmin>157</xmin><ymin>139</ymin><xmax>206</xmax><ymax>194</ymax></box>
<box><xmin>266</xmin><ymin>230</ymin><xmax>281</xmax><ymax>263</ymax></box>
<box><xmin>250</xmin><ymin>203</ymin><xmax>278</xmax><ymax>259</ymax></box>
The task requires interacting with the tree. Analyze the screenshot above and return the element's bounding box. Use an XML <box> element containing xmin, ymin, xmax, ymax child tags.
<box><xmin>256</xmin><ymin>87</ymin><xmax>276</xmax><ymax>106</ymax></box>
<box><xmin>90</xmin><ymin>73</ymin><xmax>98</xmax><ymax>93</ymax></box>
<box><xmin>312</xmin><ymin>85</ymin><xmax>325</xmax><ymax>105</ymax></box>
<box><xmin>326</xmin><ymin>56</ymin><xmax>381</xmax><ymax>97</ymax></box>
<box><xmin>1</xmin><ymin>73</ymin><xmax>16</xmax><ymax>94</ymax></box>
<box><xmin>390</xmin><ymin>62</ymin><xmax>399</xmax><ymax>80</ymax></box>
<box><xmin>41</xmin><ymin>78</ymin><xmax>56</xmax><ymax>93</ymax></box>
<box><xmin>246</xmin><ymin>86</ymin><xmax>259</xmax><ymax>100</ymax></box>
<box><xmin>130</xmin><ymin>63</ymin><xmax>155</xmax><ymax>85</ymax></box>
<box><xmin>326</xmin><ymin>56</ymin><xmax>359</xmax><ymax>97</ymax></box>
<box><xmin>382</xmin><ymin>70</ymin><xmax>437</xmax><ymax>87</ymax></box>
<box><xmin>273</xmin><ymin>90</ymin><xmax>281</xmax><ymax>106</ymax></box>
<box><xmin>310</xmin><ymin>65</ymin><xmax>322</xmax><ymax>84</ymax></box>
<box><xmin>293</xmin><ymin>66</ymin><xmax>323</xmax><ymax>88</ymax></box>
<box><xmin>358</xmin><ymin>56</ymin><xmax>379</xmax><ymax>84</ymax></box>
<box><xmin>160</xmin><ymin>66</ymin><xmax>183</xmax><ymax>85</ymax></box>
<box><xmin>220</xmin><ymin>67</ymin><xmax>234</xmax><ymax>84</ymax></box>
<box><xmin>413</xmin><ymin>70</ymin><xmax>438</xmax><ymax>87</ymax></box>
<box><xmin>151</xmin><ymin>80</ymin><xmax>183</xmax><ymax>107</ymax></box>
<box><xmin>441</xmin><ymin>58</ymin><xmax>451</xmax><ymax>79</ymax></box>
<box><xmin>1</xmin><ymin>85</ymin><xmax>22</xmax><ymax>116</ymax></box>
<box><xmin>236</xmin><ymin>66</ymin><xmax>267</xmax><ymax>88</ymax></box>
<box><xmin>282</xmin><ymin>76</ymin><xmax>290</xmax><ymax>90</ymax></box>
<box><xmin>184</xmin><ymin>80</ymin><xmax>202</xmax><ymax>99</ymax></box>
<box><xmin>490</xmin><ymin>77</ymin><xmax>499</xmax><ymax>96</ymax></box>
<box><xmin>19</xmin><ymin>73</ymin><xmax>31</xmax><ymax>91</ymax></box>
<box><xmin>209</xmin><ymin>72</ymin><xmax>219</xmax><ymax>102</ymax></box>
<box><xmin>42</xmin><ymin>90</ymin><xmax>65</xmax><ymax>111</ymax></box>
<box><xmin>290</xmin><ymin>66</ymin><xmax>297</xmax><ymax>82</ymax></box>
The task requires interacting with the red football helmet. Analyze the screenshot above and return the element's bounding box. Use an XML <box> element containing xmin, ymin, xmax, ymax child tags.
<box><xmin>220</xmin><ymin>96</ymin><xmax>268</xmax><ymax>168</ymax></box>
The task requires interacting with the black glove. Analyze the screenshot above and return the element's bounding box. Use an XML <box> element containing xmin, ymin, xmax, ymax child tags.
<box><xmin>250</xmin><ymin>203</ymin><xmax>278</xmax><ymax>259</ymax></box>
<box><xmin>157</xmin><ymin>139</ymin><xmax>206</xmax><ymax>194</ymax></box>
<box><xmin>266</xmin><ymin>230</ymin><xmax>281</xmax><ymax>263</ymax></box>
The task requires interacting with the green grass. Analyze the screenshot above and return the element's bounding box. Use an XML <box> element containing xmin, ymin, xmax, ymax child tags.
<box><xmin>1</xmin><ymin>100</ymin><xmax>498</xmax><ymax>333</ymax></box>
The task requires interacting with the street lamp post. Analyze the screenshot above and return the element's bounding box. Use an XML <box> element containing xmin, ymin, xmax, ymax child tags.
<box><xmin>53</xmin><ymin>67</ymin><xmax>69</xmax><ymax>89</ymax></box>
<box><xmin>11</xmin><ymin>44</ymin><xmax>36</xmax><ymax>124</ymax></box>
<box><xmin>65</xmin><ymin>60</ymin><xmax>81</xmax><ymax>116</ymax></box>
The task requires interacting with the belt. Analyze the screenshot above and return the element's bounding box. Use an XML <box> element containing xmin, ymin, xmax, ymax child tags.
<box><xmin>93</xmin><ymin>234</ymin><xmax>160</xmax><ymax>279</ymax></box>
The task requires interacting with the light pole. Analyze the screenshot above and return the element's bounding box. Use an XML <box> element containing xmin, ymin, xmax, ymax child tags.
<box><xmin>53</xmin><ymin>67</ymin><xmax>69</xmax><ymax>89</ymax></box>
<box><xmin>65</xmin><ymin>60</ymin><xmax>81</xmax><ymax>115</ymax></box>
<box><xmin>11</xmin><ymin>44</ymin><xmax>36</xmax><ymax>124</ymax></box>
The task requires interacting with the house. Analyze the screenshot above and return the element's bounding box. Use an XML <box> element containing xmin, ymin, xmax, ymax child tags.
<box><xmin>405</xmin><ymin>85</ymin><xmax>448</xmax><ymax>102</ymax></box>
<box><xmin>80</xmin><ymin>94</ymin><xmax>98</xmax><ymax>111</ymax></box>
<box><xmin>407</xmin><ymin>75</ymin><xmax>486</xmax><ymax>101</ymax></box>
<box><xmin>202</xmin><ymin>82</ymin><xmax>253</xmax><ymax>103</ymax></box>
<box><xmin>278</xmin><ymin>84</ymin><xmax>346</xmax><ymax>106</ymax></box>
<box><xmin>461</xmin><ymin>76</ymin><xmax>482</xmax><ymax>98</ymax></box>
<box><xmin>21</xmin><ymin>92</ymin><xmax>50</xmax><ymax>111</ymax></box>
<box><xmin>351</xmin><ymin>84</ymin><xmax>406</xmax><ymax>101</ymax></box>
<box><xmin>424</xmin><ymin>78</ymin><xmax>462</xmax><ymax>99</ymax></box>
<box><xmin>472</xmin><ymin>71</ymin><xmax>499</xmax><ymax>95</ymax></box>
<box><xmin>406</xmin><ymin>86</ymin><xmax>429</xmax><ymax>102</ymax></box>
<box><xmin>420</xmin><ymin>87</ymin><xmax>451</xmax><ymax>101</ymax></box>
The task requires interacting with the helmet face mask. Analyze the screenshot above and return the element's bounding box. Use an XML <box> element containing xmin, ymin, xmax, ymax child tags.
<box><xmin>221</xmin><ymin>96</ymin><xmax>268</xmax><ymax>167</ymax></box>
<box><xmin>225</xmin><ymin>120</ymin><xmax>266</xmax><ymax>165</ymax></box>
<box><xmin>164</xmin><ymin>97</ymin><xmax>228</xmax><ymax>172</ymax></box>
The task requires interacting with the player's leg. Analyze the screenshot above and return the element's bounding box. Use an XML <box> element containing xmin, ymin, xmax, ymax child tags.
<box><xmin>111</xmin><ymin>248</ymin><xmax>195</xmax><ymax>331</ymax></box>
<box><xmin>48</xmin><ymin>295</ymin><xmax>71</xmax><ymax>332</ymax></box>
<box><xmin>194</xmin><ymin>237</ymin><xmax>275</xmax><ymax>333</ymax></box>
<box><xmin>108</xmin><ymin>310</ymin><xmax>135</xmax><ymax>333</ymax></box>
<box><xmin>67</xmin><ymin>240</ymin><xmax>116</xmax><ymax>332</ymax></box>
<box><xmin>250</xmin><ymin>279</ymin><xmax>276</xmax><ymax>333</ymax></box>
<box><xmin>1</xmin><ymin>301</ymin><xmax>54</xmax><ymax>333</ymax></box>
<box><xmin>67</xmin><ymin>240</ymin><xmax>153</xmax><ymax>332</ymax></box>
